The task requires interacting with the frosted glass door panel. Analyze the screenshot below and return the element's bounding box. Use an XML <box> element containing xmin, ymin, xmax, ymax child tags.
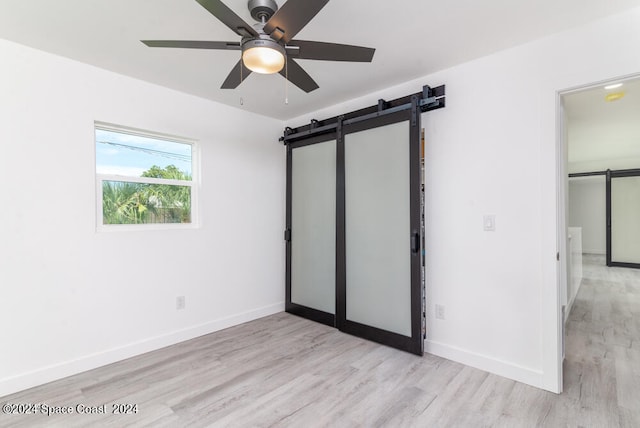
<box><xmin>291</xmin><ymin>141</ymin><xmax>336</xmax><ymax>314</ymax></box>
<box><xmin>611</xmin><ymin>176</ymin><xmax>640</xmax><ymax>264</ymax></box>
<box><xmin>344</xmin><ymin>122</ymin><xmax>411</xmax><ymax>336</ymax></box>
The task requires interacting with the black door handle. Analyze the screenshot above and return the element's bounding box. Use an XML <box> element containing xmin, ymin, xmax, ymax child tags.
<box><xmin>411</xmin><ymin>231</ymin><xmax>420</xmax><ymax>254</ymax></box>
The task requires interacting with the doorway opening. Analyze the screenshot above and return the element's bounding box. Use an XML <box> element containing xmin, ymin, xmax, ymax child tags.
<box><xmin>559</xmin><ymin>74</ymin><xmax>640</xmax><ymax>394</ymax></box>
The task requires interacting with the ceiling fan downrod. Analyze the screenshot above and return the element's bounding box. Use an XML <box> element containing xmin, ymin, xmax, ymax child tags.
<box><xmin>248</xmin><ymin>0</ymin><xmax>278</xmax><ymax>23</ymax></box>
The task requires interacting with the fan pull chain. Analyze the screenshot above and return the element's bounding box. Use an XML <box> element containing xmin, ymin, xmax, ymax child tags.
<box><xmin>285</xmin><ymin>56</ymin><xmax>289</xmax><ymax>105</ymax></box>
<box><xmin>240</xmin><ymin>58</ymin><xmax>244</xmax><ymax>106</ymax></box>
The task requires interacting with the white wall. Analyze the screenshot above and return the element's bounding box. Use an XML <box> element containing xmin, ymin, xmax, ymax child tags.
<box><xmin>0</xmin><ymin>39</ymin><xmax>286</xmax><ymax>397</ymax></box>
<box><xmin>288</xmin><ymin>7</ymin><xmax>640</xmax><ymax>392</ymax></box>
<box><xmin>568</xmin><ymin>177</ymin><xmax>606</xmax><ymax>254</ymax></box>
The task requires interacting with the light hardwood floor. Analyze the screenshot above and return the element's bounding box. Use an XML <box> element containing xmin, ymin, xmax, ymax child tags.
<box><xmin>1</xmin><ymin>255</ymin><xmax>639</xmax><ymax>427</ymax></box>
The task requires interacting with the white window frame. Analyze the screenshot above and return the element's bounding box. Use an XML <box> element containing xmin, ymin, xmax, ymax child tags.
<box><xmin>95</xmin><ymin>122</ymin><xmax>199</xmax><ymax>232</ymax></box>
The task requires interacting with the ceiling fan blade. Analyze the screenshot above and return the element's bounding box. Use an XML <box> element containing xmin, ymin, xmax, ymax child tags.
<box><xmin>279</xmin><ymin>58</ymin><xmax>319</xmax><ymax>93</ymax></box>
<box><xmin>195</xmin><ymin>0</ymin><xmax>258</xmax><ymax>38</ymax></box>
<box><xmin>142</xmin><ymin>40</ymin><xmax>241</xmax><ymax>50</ymax></box>
<box><xmin>263</xmin><ymin>0</ymin><xmax>329</xmax><ymax>43</ymax></box>
<box><xmin>221</xmin><ymin>59</ymin><xmax>252</xmax><ymax>89</ymax></box>
<box><xmin>288</xmin><ymin>40</ymin><xmax>375</xmax><ymax>62</ymax></box>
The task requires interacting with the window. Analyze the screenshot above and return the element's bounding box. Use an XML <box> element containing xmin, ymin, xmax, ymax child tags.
<box><xmin>95</xmin><ymin>123</ymin><xmax>196</xmax><ymax>229</ymax></box>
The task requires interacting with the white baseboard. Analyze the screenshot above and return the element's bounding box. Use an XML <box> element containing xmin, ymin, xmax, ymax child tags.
<box><xmin>424</xmin><ymin>339</ymin><xmax>544</xmax><ymax>390</ymax></box>
<box><xmin>0</xmin><ymin>302</ymin><xmax>284</xmax><ymax>398</ymax></box>
<box><xmin>583</xmin><ymin>249</ymin><xmax>605</xmax><ymax>255</ymax></box>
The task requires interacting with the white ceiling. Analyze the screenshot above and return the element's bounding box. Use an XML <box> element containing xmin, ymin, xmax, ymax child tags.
<box><xmin>565</xmin><ymin>77</ymin><xmax>640</xmax><ymax>165</ymax></box>
<box><xmin>2</xmin><ymin>0</ymin><xmax>640</xmax><ymax>120</ymax></box>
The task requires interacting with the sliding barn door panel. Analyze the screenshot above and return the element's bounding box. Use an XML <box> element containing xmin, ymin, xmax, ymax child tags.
<box><xmin>344</xmin><ymin>122</ymin><xmax>412</xmax><ymax>336</ymax></box>
<box><xmin>611</xmin><ymin>175</ymin><xmax>640</xmax><ymax>265</ymax></box>
<box><xmin>288</xmin><ymin>139</ymin><xmax>337</xmax><ymax>321</ymax></box>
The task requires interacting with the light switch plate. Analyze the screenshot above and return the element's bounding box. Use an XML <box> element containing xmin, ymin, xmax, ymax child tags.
<box><xmin>483</xmin><ymin>215</ymin><xmax>496</xmax><ymax>231</ymax></box>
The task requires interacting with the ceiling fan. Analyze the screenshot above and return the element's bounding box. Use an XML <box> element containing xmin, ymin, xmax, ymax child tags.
<box><xmin>142</xmin><ymin>0</ymin><xmax>375</xmax><ymax>93</ymax></box>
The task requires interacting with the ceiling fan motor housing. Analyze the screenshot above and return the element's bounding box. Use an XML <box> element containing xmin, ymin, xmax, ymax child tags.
<box><xmin>242</xmin><ymin>36</ymin><xmax>285</xmax><ymax>54</ymax></box>
<box><xmin>248</xmin><ymin>0</ymin><xmax>278</xmax><ymax>22</ymax></box>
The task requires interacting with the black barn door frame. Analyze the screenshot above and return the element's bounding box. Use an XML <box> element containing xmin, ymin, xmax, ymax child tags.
<box><xmin>569</xmin><ymin>168</ymin><xmax>640</xmax><ymax>269</ymax></box>
<box><xmin>284</xmin><ymin>85</ymin><xmax>445</xmax><ymax>355</ymax></box>
<box><xmin>337</xmin><ymin>106</ymin><xmax>421</xmax><ymax>354</ymax></box>
<box><xmin>285</xmin><ymin>133</ymin><xmax>338</xmax><ymax>327</ymax></box>
<box><xmin>606</xmin><ymin>168</ymin><xmax>640</xmax><ymax>269</ymax></box>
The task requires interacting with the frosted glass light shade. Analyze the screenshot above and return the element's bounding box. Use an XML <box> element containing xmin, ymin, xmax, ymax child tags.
<box><xmin>242</xmin><ymin>39</ymin><xmax>285</xmax><ymax>74</ymax></box>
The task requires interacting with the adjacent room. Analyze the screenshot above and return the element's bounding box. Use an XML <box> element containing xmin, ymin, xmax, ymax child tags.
<box><xmin>2</xmin><ymin>0</ymin><xmax>640</xmax><ymax>426</ymax></box>
<box><xmin>562</xmin><ymin>76</ymin><xmax>640</xmax><ymax>427</ymax></box>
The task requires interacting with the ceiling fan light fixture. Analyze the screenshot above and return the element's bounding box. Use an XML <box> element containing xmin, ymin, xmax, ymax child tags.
<box><xmin>242</xmin><ymin>38</ymin><xmax>285</xmax><ymax>74</ymax></box>
<box><xmin>143</xmin><ymin>0</ymin><xmax>375</xmax><ymax>92</ymax></box>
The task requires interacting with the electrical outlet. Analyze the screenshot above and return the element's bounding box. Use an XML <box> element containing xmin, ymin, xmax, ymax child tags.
<box><xmin>176</xmin><ymin>296</ymin><xmax>185</xmax><ymax>310</ymax></box>
<box><xmin>435</xmin><ymin>304</ymin><xmax>445</xmax><ymax>320</ymax></box>
<box><xmin>483</xmin><ymin>215</ymin><xmax>496</xmax><ymax>231</ymax></box>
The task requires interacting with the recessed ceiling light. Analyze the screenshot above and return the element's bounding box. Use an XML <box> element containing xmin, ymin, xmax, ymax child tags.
<box><xmin>604</xmin><ymin>83</ymin><xmax>623</xmax><ymax>90</ymax></box>
<box><xmin>605</xmin><ymin>92</ymin><xmax>625</xmax><ymax>102</ymax></box>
